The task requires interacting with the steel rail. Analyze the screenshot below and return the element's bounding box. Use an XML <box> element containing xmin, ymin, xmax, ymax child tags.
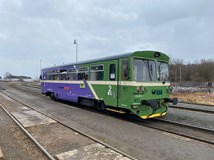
<box><xmin>0</xmin><ymin>91</ymin><xmax>138</xmax><ymax>160</ymax></box>
<box><xmin>155</xmin><ymin>118</ymin><xmax>214</xmax><ymax>133</ymax></box>
<box><xmin>0</xmin><ymin>103</ymin><xmax>55</xmax><ymax>160</ymax></box>
<box><xmin>147</xmin><ymin>118</ymin><xmax>214</xmax><ymax>145</ymax></box>
<box><xmin>115</xmin><ymin>115</ymin><xmax>214</xmax><ymax>146</ymax></box>
<box><xmin>178</xmin><ymin>101</ymin><xmax>214</xmax><ymax>107</ymax></box>
<box><xmin>103</xmin><ymin>113</ymin><xmax>214</xmax><ymax>146</ymax></box>
<box><xmin>169</xmin><ymin>105</ymin><xmax>214</xmax><ymax>114</ymax></box>
<box><xmin>25</xmin><ymin>82</ymin><xmax>40</xmax><ymax>89</ymax></box>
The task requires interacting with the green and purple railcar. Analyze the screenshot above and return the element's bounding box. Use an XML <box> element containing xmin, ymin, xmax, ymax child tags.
<box><xmin>41</xmin><ymin>51</ymin><xmax>177</xmax><ymax>119</ymax></box>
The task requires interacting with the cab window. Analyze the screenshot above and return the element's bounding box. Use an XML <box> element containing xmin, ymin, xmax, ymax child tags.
<box><xmin>134</xmin><ymin>59</ymin><xmax>156</xmax><ymax>82</ymax></box>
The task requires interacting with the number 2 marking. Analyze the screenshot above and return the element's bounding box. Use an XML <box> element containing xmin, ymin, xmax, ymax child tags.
<box><xmin>108</xmin><ymin>86</ymin><xmax>112</xmax><ymax>96</ymax></box>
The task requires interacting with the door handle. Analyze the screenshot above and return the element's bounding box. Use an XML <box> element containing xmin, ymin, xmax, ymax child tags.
<box><xmin>113</xmin><ymin>92</ymin><xmax>116</xmax><ymax>99</ymax></box>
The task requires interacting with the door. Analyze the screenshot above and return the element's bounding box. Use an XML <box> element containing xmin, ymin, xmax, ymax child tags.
<box><xmin>118</xmin><ymin>58</ymin><xmax>130</xmax><ymax>109</ymax></box>
<box><xmin>104</xmin><ymin>60</ymin><xmax>118</xmax><ymax>107</ymax></box>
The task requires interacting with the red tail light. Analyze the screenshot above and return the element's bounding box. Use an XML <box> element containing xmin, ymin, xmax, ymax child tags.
<box><xmin>137</xmin><ymin>87</ymin><xmax>141</xmax><ymax>93</ymax></box>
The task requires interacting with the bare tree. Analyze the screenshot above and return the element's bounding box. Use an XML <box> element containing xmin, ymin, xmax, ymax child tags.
<box><xmin>169</xmin><ymin>58</ymin><xmax>214</xmax><ymax>82</ymax></box>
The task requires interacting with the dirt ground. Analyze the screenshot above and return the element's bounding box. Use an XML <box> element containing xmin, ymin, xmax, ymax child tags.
<box><xmin>171</xmin><ymin>92</ymin><xmax>214</xmax><ymax>106</ymax></box>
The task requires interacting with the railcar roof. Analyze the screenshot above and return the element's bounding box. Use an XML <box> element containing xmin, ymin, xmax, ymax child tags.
<box><xmin>42</xmin><ymin>50</ymin><xmax>167</xmax><ymax>70</ymax></box>
<box><xmin>42</xmin><ymin>52</ymin><xmax>132</xmax><ymax>70</ymax></box>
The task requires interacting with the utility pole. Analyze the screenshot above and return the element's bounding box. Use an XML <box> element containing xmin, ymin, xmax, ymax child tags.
<box><xmin>74</xmin><ymin>39</ymin><xmax>78</xmax><ymax>62</ymax></box>
<box><xmin>37</xmin><ymin>68</ymin><xmax>38</xmax><ymax>79</ymax></box>
<box><xmin>180</xmin><ymin>64</ymin><xmax>182</xmax><ymax>83</ymax></box>
<box><xmin>39</xmin><ymin>59</ymin><xmax>42</xmax><ymax>80</ymax></box>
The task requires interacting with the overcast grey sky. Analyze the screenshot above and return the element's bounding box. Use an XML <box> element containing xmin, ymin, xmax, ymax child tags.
<box><xmin>0</xmin><ymin>0</ymin><xmax>214</xmax><ymax>78</ymax></box>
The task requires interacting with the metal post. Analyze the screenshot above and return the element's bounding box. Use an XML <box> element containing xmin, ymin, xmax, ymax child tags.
<box><xmin>74</xmin><ymin>39</ymin><xmax>78</xmax><ymax>62</ymax></box>
<box><xmin>37</xmin><ymin>68</ymin><xmax>38</xmax><ymax>79</ymax></box>
<box><xmin>180</xmin><ymin>65</ymin><xmax>182</xmax><ymax>83</ymax></box>
<box><xmin>39</xmin><ymin>59</ymin><xmax>42</xmax><ymax>80</ymax></box>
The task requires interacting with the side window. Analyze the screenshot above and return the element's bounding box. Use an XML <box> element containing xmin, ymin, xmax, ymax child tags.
<box><xmin>122</xmin><ymin>59</ymin><xmax>129</xmax><ymax>80</ymax></box>
<box><xmin>53</xmin><ymin>70</ymin><xmax>59</xmax><ymax>80</ymax></box>
<box><xmin>42</xmin><ymin>70</ymin><xmax>46</xmax><ymax>80</ymax></box>
<box><xmin>90</xmin><ymin>65</ymin><xmax>104</xmax><ymax>81</ymax></box>
<box><xmin>47</xmin><ymin>70</ymin><xmax>52</xmax><ymax>80</ymax></box>
<box><xmin>68</xmin><ymin>68</ymin><xmax>77</xmax><ymax>80</ymax></box>
<box><xmin>109</xmin><ymin>64</ymin><xmax>116</xmax><ymax>81</ymax></box>
<box><xmin>60</xmin><ymin>69</ymin><xmax>67</xmax><ymax>80</ymax></box>
<box><xmin>78</xmin><ymin>67</ymin><xmax>89</xmax><ymax>80</ymax></box>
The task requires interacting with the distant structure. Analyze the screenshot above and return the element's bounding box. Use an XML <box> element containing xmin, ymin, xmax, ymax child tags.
<box><xmin>4</xmin><ymin>72</ymin><xmax>31</xmax><ymax>81</ymax></box>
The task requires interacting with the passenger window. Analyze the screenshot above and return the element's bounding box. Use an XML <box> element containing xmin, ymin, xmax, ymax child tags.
<box><xmin>78</xmin><ymin>67</ymin><xmax>89</xmax><ymax>80</ymax></box>
<box><xmin>90</xmin><ymin>65</ymin><xmax>104</xmax><ymax>81</ymax></box>
<box><xmin>122</xmin><ymin>59</ymin><xmax>129</xmax><ymax>80</ymax></box>
<box><xmin>60</xmin><ymin>69</ymin><xmax>67</xmax><ymax>80</ymax></box>
<box><xmin>109</xmin><ymin>64</ymin><xmax>116</xmax><ymax>80</ymax></box>
<box><xmin>68</xmin><ymin>68</ymin><xmax>77</xmax><ymax>80</ymax></box>
<box><xmin>53</xmin><ymin>70</ymin><xmax>59</xmax><ymax>80</ymax></box>
<box><xmin>47</xmin><ymin>70</ymin><xmax>52</xmax><ymax>80</ymax></box>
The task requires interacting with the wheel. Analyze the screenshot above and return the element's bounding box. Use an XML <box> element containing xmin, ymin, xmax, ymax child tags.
<box><xmin>50</xmin><ymin>93</ymin><xmax>58</xmax><ymax>101</ymax></box>
<box><xmin>96</xmin><ymin>101</ymin><xmax>106</xmax><ymax>113</ymax></box>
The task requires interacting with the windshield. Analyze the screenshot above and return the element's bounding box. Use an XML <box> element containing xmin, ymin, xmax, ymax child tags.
<box><xmin>134</xmin><ymin>59</ymin><xmax>156</xmax><ymax>82</ymax></box>
<box><xmin>157</xmin><ymin>62</ymin><xmax>169</xmax><ymax>81</ymax></box>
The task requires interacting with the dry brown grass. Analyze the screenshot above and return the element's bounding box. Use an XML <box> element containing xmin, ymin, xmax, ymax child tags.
<box><xmin>171</xmin><ymin>92</ymin><xmax>214</xmax><ymax>106</ymax></box>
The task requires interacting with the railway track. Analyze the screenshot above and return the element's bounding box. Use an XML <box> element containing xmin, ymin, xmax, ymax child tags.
<box><xmin>0</xmin><ymin>90</ymin><xmax>137</xmax><ymax>160</ymax></box>
<box><xmin>155</xmin><ymin>118</ymin><xmax>214</xmax><ymax>133</ymax></box>
<box><xmin>149</xmin><ymin>118</ymin><xmax>214</xmax><ymax>145</ymax></box>
<box><xmin>169</xmin><ymin>104</ymin><xmax>214</xmax><ymax>114</ymax></box>
<box><xmin>4</xmin><ymin>82</ymin><xmax>214</xmax><ymax>146</ymax></box>
<box><xmin>115</xmin><ymin>113</ymin><xmax>214</xmax><ymax>145</ymax></box>
<box><xmin>0</xmin><ymin>103</ymin><xmax>54</xmax><ymax>160</ymax></box>
<box><xmin>24</xmin><ymin>82</ymin><xmax>40</xmax><ymax>89</ymax></box>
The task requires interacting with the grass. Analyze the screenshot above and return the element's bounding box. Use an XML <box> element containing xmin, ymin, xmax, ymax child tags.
<box><xmin>171</xmin><ymin>92</ymin><xmax>214</xmax><ymax>106</ymax></box>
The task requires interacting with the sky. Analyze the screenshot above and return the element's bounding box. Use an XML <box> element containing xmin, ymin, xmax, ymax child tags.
<box><xmin>0</xmin><ymin>0</ymin><xmax>214</xmax><ymax>79</ymax></box>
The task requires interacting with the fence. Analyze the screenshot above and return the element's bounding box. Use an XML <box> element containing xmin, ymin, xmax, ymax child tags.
<box><xmin>171</xmin><ymin>82</ymin><xmax>214</xmax><ymax>88</ymax></box>
<box><xmin>171</xmin><ymin>82</ymin><xmax>214</xmax><ymax>93</ymax></box>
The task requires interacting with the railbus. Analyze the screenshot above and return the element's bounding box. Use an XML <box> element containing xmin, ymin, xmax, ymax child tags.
<box><xmin>40</xmin><ymin>50</ymin><xmax>177</xmax><ymax>119</ymax></box>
